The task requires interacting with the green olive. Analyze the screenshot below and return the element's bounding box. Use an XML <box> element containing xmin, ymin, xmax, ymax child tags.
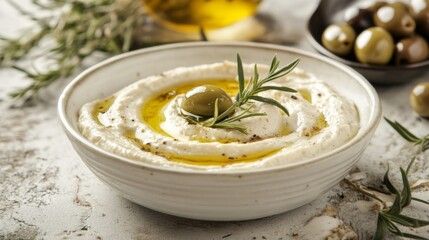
<box><xmin>354</xmin><ymin>27</ymin><xmax>394</xmax><ymax>64</ymax></box>
<box><xmin>322</xmin><ymin>23</ymin><xmax>356</xmax><ymax>56</ymax></box>
<box><xmin>374</xmin><ymin>3</ymin><xmax>416</xmax><ymax>37</ymax></box>
<box><xmin>410</xmin><ymin>82</ymin><xmax>429</xmax><ymax>117</ymax></box>
<box><xmin>180</xmin><ymin>85</ymin><xmax>233</xmax><ymax>117</ymax></box>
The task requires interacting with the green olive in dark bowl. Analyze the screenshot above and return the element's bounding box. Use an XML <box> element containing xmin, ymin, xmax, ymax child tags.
<box><xmin>322</xmin><ymin>23</ymin><xmax>356</xmax><ymax>56</ymax></box>
<box><xmin>354</xmin><ymin>27</ymin><xmax>394</xmax><ymax>65</ymax></box>
<box><xmin>374</xmin><ymin>3</ymin><xmax>416</xmax><ymax>38</ymax></box>
<box><xmin>181</xmin><ymin>85</ymin><xmax>233</xmax><ymax>118</ymax></box>
<box><xmin>410</xmin><ymin>82</ymin><xmax>429</xmax><ymax>117</ymax></box>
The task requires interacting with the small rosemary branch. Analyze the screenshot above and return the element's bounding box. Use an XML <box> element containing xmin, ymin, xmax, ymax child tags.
<box><xmin>181</xmin><ymin>54</ymin><xmax>299</xmax><ymax>134</ymax></box>
<box><xmin>373</xmin><ymin>158</ymin><xmax>429</xmax><ymax>240</ymax></box>
<box><xmin>346</xmin><ymin>118</ymin><xmax>429</xmax><ymax>240</ymax></box>
<box><xmin>1</xmin><ymin>0</ymin><xmax>146</xmax><ymax>101</ymax></box>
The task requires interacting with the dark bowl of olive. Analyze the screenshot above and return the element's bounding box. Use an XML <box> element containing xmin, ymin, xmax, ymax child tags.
<box><xmin>306</xmin><ymin>0</ymin><xmax>429</xmax><ymax>85</ymax></box>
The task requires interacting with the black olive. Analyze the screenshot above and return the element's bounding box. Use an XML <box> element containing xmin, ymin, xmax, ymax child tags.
<box><xmin>395</xmin><ymin>35</ymin><xmax>429</xmax><ymax>65</ymax></box>
<box><xmin>344</xmin><ymin>7</ymin><xmax>375</xmax><ymax>33</ymax></box>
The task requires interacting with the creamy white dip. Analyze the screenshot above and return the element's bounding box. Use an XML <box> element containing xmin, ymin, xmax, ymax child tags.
<box><xmin>78</xmin><ymin>61</ymin><xmax>359</xmax><ymax>171</ymax></box>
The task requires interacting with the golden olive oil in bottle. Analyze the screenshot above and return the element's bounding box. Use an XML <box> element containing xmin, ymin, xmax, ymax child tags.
<box><xmin>142</xmin><ymin>0</ymin><xmax>261</xmax><ymax>32</ymax></box>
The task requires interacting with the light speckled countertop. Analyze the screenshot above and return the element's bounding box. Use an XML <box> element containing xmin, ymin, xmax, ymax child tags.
<box><xmin>1</xmin><ymin>1</ymin><xmax>429</xmax><ymax>239</ymax></box>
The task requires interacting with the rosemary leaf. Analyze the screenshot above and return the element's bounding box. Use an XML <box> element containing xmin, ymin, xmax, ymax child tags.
<box><xmin>385</xmin><ymin>117</ymin><xmax>420</xmax><ymax>142</ymax></box>
<box><xmin>412</xmin><ymin>197</ymin><xmax>429</xmax><ymax>205</ymax></box>
<box><xmin>373</xmin><ymin>215</ymin><xmax>386</xmax><ymax>240</ymax></box>
<box><xmin>236</xmin><ymin>54</ymin><xmax>245</xmax><ymax>101</ymax></box>
<box><xmin>399</xmin><ymin>167</ymin><xmax>412</xmax><ymax>208</ymax></box>
<box><xmin>391</xmin><ymin>232</ymin><xmax>428</xmax><ymax>240</ymax></box>
<box><xmin>385</xmin><ymin>213</ymin><xmax>429</xmax><ymax>228</ymax></box>
<box><xmin>387</xmin><ymin>191</ymin><xmax>402</xmax><ymax>215</ymax></box>
<box><xmin>406</xmin><ymin>157</ymin><xmax>417</xmax><ymax>175</ymax></box>
<box><xmin>255</xmin><ymin>85</ymin><xmax>297</xmax><ymax>94</ymax></box>
<box><xmin>207</xmin><ymin>99</ymin><xmax>220</xmax><ymax>126</ymax></box>
<box><xmin>210</xmin><ymin>124</ymin><xmax>248</xmax><ymax>134</ymax></box>
<box><xmin>220</xmin><ymin>105</ymin><xmax>266</xmax><ymax>123</ymax></box>
<box><xmin>422</xmin><ymin>139</ymin><xmax>429</xmax><ymax>152</ymax></box>
<box><xmin>384</xmin><ymin>218</ymin><xmax>429</xmax><ymax>240</ymax></box>
<box><xmin>269</xmin><ymin>55</ymin><xmax>279</xmax><ymax>74</ymax></box>
<box><xmin>382</xmin><ymin>216</ymin><xmax>402</xmax><ymax>237</ymax></box>
<box><xmin>385</xmin><ymin>118</ymin><xmax>429</xmax><ymax>153</ymax></box>
<box><xmin>222</xmin><ymin>112</ymin><xmax>266</xmax><ymax>123</ymax></box>
<box><xmin>263</xmin><ymin>58</ymin><xmax>300</xmax><ymax>83</ymax></box>
<box><xmin>249</xmin><ymin>95</ymin><xmax>289</xmax><ymax>116</ymax></box>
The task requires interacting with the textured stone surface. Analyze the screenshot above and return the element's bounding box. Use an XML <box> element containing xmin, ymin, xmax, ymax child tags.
<box><xmin>1</xmin><ymin>1</ymin><xmax>429</xmax><ymax>239</ymax></box>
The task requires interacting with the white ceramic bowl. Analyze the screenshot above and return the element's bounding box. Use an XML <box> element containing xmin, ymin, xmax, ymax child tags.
<box><xmin>58</xmin><ymin>42</ymin><xmax>381</xmax><ymax>221</ymax></box>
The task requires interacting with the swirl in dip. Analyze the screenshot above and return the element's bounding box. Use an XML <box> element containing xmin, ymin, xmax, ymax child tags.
<box><xmin>78</xmin><ymin>61</ymin><xmax>359</xmax><ymax>171</ymax></box>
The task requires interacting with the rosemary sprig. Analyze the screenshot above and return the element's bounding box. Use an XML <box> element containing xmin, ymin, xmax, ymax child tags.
<box><xmin>375</xmin><ymin>119</ymin><xmax>429</xmax><ymax>240</ymax></box>
<box><xmin>373</xmin><ymin>158</ymin><xmax>429</xmax><ymax>240</ymax></box>
<box><xmin>1</xmin><ymin>0</ymin><xmax>146</xmax><ymax>101</ymax></box>
<box><xmin>180</xmin><ymin>54</ymin><xmax>299</xmax><ymax>134</ymax></box>
<box><xmin>347</xmin><ymin>158</ymin><xmax>429</xmax><ymax>240</ymax></box>
<box><xmin>346</xmin><ymin>119</ymin><xmax>429</xmax><ymax>239</ymax></box>
<box><xmin>385</xmin><ymin>117</ymin><xmax>429</xmax><ymax>152</ymax></box>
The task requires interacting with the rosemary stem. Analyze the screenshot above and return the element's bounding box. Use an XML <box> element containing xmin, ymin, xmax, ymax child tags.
<box><xmin>344</xmin><ymin>178</ymin><xmax>387</xmax><ymax>209</ymax></box>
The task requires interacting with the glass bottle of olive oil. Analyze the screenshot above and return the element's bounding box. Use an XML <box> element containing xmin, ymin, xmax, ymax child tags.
<box><xmin>141</xmin><ymin>0</ymin><xmax>261</xmax><ymax>32</ymax></box>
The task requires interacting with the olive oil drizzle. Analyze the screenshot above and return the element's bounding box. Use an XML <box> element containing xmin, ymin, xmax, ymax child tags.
<box><xmin>140</xmin><ymin>79</ymin><xmax>239</xmax><ymax>138</ymax></box>
<box><xmin>298</xmin><ymin>89</ymin><xmax>312</xmax><ymax>103</ymax></box>
<box><xmin>92</xmin><ymin>96</ymin><xmax>115</xmax><ymax>125</ymax></box>
<box><xmin>307</xmin><ymin>115</ymin><xmax>328</xmax><ymax>137</ymax></box>
<box><xmin>124</xmin><ymin>129</ymin><xmax>282</xmax><ymax>166</ymax></box>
